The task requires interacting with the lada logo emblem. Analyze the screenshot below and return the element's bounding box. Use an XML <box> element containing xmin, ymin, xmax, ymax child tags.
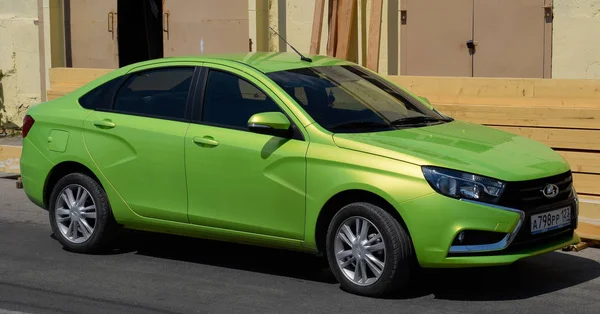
<box><xmin>542</xmin><ymin>184</ymin><xmax>559</xmax><ymax>198</ymax></box>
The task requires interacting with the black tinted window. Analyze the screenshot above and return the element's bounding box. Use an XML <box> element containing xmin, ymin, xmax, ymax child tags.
<box><xmin>202</xmin><ymin>70</ymin><xmax>283</xmax><ymax>129</ymax></box>
<box><xmin>113</xmin><ymin>67</ymin><xmax>194</xmax><ymax>120</ymax></box>
<box><xmin>79</xmin><ymin>76</ymin><xmax>125</xmax><ymax>110</ymax></box>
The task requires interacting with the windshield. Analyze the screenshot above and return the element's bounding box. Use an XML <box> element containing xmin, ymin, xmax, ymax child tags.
<box><xmin>266</xmin><ymin>65</ymin><xmax>451</xmax><ymax>133</ymax></box>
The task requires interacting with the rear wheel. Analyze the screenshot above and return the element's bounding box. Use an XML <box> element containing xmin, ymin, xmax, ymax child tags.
<box><xmin>48</xmin><ymin>173</ymin><xmax>119</xmax><ymax>253</ymax></box>
<box><xmin>325</xmin><ymin>202</ymin><xmax>414</xmax><ymax>297</ymax></box>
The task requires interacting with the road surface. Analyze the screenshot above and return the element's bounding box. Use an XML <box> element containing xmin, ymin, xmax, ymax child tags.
<box><xmin>0</xmin><ymin>177</ymin><xmax>599</xmax><ymax>313</ymax></box>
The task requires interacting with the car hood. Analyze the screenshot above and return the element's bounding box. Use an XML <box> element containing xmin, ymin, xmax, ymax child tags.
<box><xmin>332</xmin><ymin>120</ymin><xmax>570</xmax><ymax>181</ymax></box>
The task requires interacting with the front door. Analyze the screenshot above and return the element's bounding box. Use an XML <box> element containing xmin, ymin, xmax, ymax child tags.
<box><xmin>184</xmin><ymin>65</ymin><xmax>308</xmax><ymax>240</ymax></box>
<box><xmin>83</xmin><ymin>64</ymin><xmax>197</xmax><ymax>222</ymax></box>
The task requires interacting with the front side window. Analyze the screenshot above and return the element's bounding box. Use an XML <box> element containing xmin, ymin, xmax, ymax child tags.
<box><xmin>113</xmin><ymin>67</ymin><xmax>195</xmax><ymax>120</ymax></box>
<box><xmin>266</xmin><ymin>65</ymin><xmax>451</xmax><ymax>133</ymax></box>
<box><xmin>202</xmin><ymin>69</ymin><xmax>284</xmax><ymax>130</ymax></box>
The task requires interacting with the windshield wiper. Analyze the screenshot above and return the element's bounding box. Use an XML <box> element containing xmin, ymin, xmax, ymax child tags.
<box><xmin>329</xmin><ymin>121</ymin><xmax>392</xmax><ymax>130</ymax></box>
<box><xmin>390</xmin><ymin>116</ymin><xmax>449</xmax><ymax>126</ymax></box>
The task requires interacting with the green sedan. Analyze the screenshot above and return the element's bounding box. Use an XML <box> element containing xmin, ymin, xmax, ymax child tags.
<box><xmin>19</xmin><ymin>52</ymin><xmax>580</xmax><ymax>297</ymax></box>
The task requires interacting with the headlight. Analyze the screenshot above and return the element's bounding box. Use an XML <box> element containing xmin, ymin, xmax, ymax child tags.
<box><xmin>422</xmin><ymin>166</ymin><xmax>505</xmax><ymax>203</ymax></box>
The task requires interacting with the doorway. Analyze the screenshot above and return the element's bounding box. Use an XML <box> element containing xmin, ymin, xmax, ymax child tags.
<box><xmin>117</xmin><ymin>0</ymin><xmax>164</xmax><ymax>67</ymax></box>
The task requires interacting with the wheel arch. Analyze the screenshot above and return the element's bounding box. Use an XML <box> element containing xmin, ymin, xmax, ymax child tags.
<box><xmin>314</xmin><ymin>189</ymin><xmax>413</xmax><ymax>254</ymax></box>
<box><xmin>43</xmin><ymin>161</ymin><xmax>104</xmax><ymax>209</ymax></box>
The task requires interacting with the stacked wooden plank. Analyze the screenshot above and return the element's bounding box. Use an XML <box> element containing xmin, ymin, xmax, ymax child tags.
<box><xmin>388</xmin><ymin>75</ymin><xmax>600</xmax><ymax>241</ymax></box>
<box><xmin>47</xmin><ymin>68</ymin><xmax>112</xmax><ymax>101</ymax></box>
<box><xmin>310</xmin><ymin>0</ymin><xmax>384</xmax><ymax>71</ymax></box>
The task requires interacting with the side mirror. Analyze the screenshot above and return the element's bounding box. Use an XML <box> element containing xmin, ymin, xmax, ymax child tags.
<box><xmin>247</xmin><ymin>112</ymin><xmax>292</xmax><ymax>137</ymax></box>
<box><xmin>419</xmin><ymin>96</ymin><xmax>431</xmax><ymax>105</ymax></box>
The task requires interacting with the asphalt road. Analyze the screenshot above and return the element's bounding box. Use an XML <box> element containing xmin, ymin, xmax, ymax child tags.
<box><xmin>0</xmin><ymin>177</ymin><xmax>599</xmax><ymax>314</ymax></box>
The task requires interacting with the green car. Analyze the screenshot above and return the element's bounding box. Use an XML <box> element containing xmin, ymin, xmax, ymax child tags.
<box><xmin>20</xmin><ymin>52</ymin><xmax>579</xmax><ymax>297</ymax></box>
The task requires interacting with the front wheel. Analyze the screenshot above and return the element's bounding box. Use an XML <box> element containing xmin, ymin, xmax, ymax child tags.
<box><xmin>325</xmin><ymin>202</ymin><xmax>414</xmax><ymax>297</ymax></box>
<box><xmin>48</xmin><ymin>173</ymin><xmax>119</xmax><ymax>253</ymax></box>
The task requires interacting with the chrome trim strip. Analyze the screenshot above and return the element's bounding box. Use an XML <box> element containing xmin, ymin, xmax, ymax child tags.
<box><xmin>448</xmin><ymin>199</ymin><xmax>525</xmax><ymax>254</ymax></box>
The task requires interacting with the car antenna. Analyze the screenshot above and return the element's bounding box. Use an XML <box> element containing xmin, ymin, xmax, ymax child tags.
<box><xmin>269</xmin><ymin>26</ymin><xmax>312</xmax><ymax>62</ymax></box>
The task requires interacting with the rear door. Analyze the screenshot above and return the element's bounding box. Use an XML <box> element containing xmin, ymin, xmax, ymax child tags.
<box><xmin>70</xmin><ymin>0</ymin><xmax>119</xmax><ymax>68</ymax></box>
<box><xmin>162</xmin><ymin>0</ymin><xmax>249</xmax><ymax>56</ymax></box>
<box><xmin>83</xmin><ymin>63</ymin><xmax>198</xmax><ymax>222</ymax></box>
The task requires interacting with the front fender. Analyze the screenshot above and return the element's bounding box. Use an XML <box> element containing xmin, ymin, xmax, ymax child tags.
<box><xmin>303</xmin><ymin>141</ymin><xmax>434</xmax><ymax>250</ymax></box>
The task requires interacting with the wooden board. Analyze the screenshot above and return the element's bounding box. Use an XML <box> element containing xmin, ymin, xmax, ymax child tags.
<box><xmin>366</xmin><ymin>0</ymin><xmax>383</xmax><ymax>71</ymax></box>
<box><xmin>432</xmin><ymin>97</ymin><xmax>600</xmax><ymax>108</ymax></box>
<box><xmin>436</xmin><ymin>104</ymin><xmax>600</xmax><ymax>130</ymax></box>
<box><xmin>310</xmin><ymin>0</ymin><xmax>326</xmax><ymax>55</ymax></box>
<box><xmin>558</xmin><ymin>151</ymin><xmax>600</xmax><ymax>175</ymax></box>
<box><xmin>578</xmin><ymin>197</ymin><xmax>600</xmax><ymax>241</ymax></box>
<box><xmin>50</xmin><ymin>67</ymin><xmax>112</xmax><ymax>88</ymax></box>
<box><xmin>327</xmin><ymin>0</ymin><xmax>338</xmax><ymax>57</ymax></box>
<box><xmin>579</xmin><ymin>196</ymin><xmax>600</xmax><ymax>220</ymax></box>
<box><xmin>388</xmin><ymin>75</ymin><xmax>600</xmax><ymax>100</ymax></box>
<box><xmin>494</xmin><ymin>127</ymin><xmax>600</xmax><ymax>151</ymax></box>
<box><xmin>576</xmin><ymin>221</ymin><xmax>600</xmax><ymax>241</ymax></box>
<box><xmin>573</xmin><ymin>173</ymin><xmax>600</xmax><ymax>196</ymax></box>
<box><xmin>0</xmin><ymin>145</ymin><xmax>22</xmax><ymax>174</ymax></box>
<box><xmin>334</xmin><ymin>0</ymin><xmax>355</xmax><ymax>59</ymax></box>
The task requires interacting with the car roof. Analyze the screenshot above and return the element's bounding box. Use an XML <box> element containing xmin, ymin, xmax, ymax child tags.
<box><xmin>123</xmin><ymin>52</ymin><xmax>355</xmax><ymax>73</ymax></box>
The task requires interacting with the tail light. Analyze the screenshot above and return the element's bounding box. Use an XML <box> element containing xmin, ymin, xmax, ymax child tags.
<box><xmin>22</xmin><ymin>115</ymin><xmax>35</xmax><ymax>138</ymax></box>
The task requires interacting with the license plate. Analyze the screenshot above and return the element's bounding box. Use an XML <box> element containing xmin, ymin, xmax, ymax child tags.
<box><xmin>530</xmin><ymin>206</ymin><xmax>571</xmax><ymax>235</ymax></box>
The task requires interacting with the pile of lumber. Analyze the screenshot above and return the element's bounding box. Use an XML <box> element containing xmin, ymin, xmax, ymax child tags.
<box><xmin>310</xmin><ymin>0</ymin><xmax>384</xmax><ymax>71</ymax></box>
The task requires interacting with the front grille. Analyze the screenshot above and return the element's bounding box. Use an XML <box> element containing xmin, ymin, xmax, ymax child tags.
<box><xmin>498</xmin><ymin>171</ymin><xmax>573</xmax><ymax>210</ymax></box>
<box><xmin>448</xmin><ymin>171</ymin><xmax>577</xmax><ymax>257</ymax></box>
<box><xmin>502</xmin><ymin>171</ymin><xmax>576</xmax><ymax>251</ymax></box>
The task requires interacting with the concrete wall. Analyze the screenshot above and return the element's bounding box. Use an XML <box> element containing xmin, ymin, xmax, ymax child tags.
<box><xmin>552</xmin><ymin>0</ymin><xmax>600</xmax><ymax>79</ymax></box>
<box><xmin>0</xmin><ymin>0</ymin><xmax>42</xmax><ymax>129</ymax></box>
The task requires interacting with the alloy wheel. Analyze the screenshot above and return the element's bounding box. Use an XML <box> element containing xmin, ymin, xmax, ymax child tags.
<box><xmin>334</xmin><ymin>216</ymin><xmax>386</xmax><ymax>286</ymax></box>
<box><xmin>54</xmin><ymin>184</ymin><xmax>97</xmax><ymax>244</ymax></box>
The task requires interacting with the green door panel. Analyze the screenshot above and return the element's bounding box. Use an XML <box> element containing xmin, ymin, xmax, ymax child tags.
<box><xmin>83</xmin><ymin>111</ymin><xmax>190</xmax><ymax>222</ymax></box>
<box><xmin>185</xmin><ymin>124</ymin><xmax>308</xmax><ymax>240</ymax></box>
<box><xmin>48</xmin><ymin>130</ymin><xmax>70</xmax><ymax>153</ymax></box>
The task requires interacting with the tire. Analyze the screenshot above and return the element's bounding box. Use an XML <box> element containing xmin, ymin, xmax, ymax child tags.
<box><xmin>48</xmin><ymin>172</ymin><xmax>119</xmax><ymax>254</ymax></box>
<box><xmin>325</xmin><ymin>202</ymin><xmax>414</xmax><ymax>297</ymax></box>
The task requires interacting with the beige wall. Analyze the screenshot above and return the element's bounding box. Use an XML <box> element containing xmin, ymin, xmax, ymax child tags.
<box><xmin>552</xmin><ymin>0</ymin><xmax>600</xmax><ymax>79</ymax></box>
<box><xmin>0</xmin><ymin>0</ymin><xmax>43</xmax><ymax>128</ymax></box>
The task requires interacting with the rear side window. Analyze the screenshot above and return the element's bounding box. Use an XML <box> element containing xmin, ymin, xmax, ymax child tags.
<box><xmin>113</xmin><ymin>67</ymin><xmax>195</xmax><ymax>120</ymax></box>
<box><xmin>78</xmin><ymin>76</ymin><xmax>125</xmax><ymax>110</ymax></box>
<box><xmin>202</xmin><ymin>70</ymin><xmax>283</xmax><ymax>130</ymax></box>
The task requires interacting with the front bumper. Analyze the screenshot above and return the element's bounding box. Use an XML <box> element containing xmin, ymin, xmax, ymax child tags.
<box><xmin>398</xmin><ymin>193</ymin><xmax>580</xmax><ymax>268</ymax></box>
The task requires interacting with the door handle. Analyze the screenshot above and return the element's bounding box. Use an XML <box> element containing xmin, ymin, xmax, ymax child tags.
<box><xmin>193</xmin><ymin>136</ymin><xmax>219</xmax><ymax>147</ymax></box>
<box><xmin>93</xmin><ymin>119</ymin><xmax>116</xmax><ymax>129</ymax></box>
<box><xmin>163</xmin><ymin>12</ymin><xmax>170</xmax><ymax>39</ymax></box>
